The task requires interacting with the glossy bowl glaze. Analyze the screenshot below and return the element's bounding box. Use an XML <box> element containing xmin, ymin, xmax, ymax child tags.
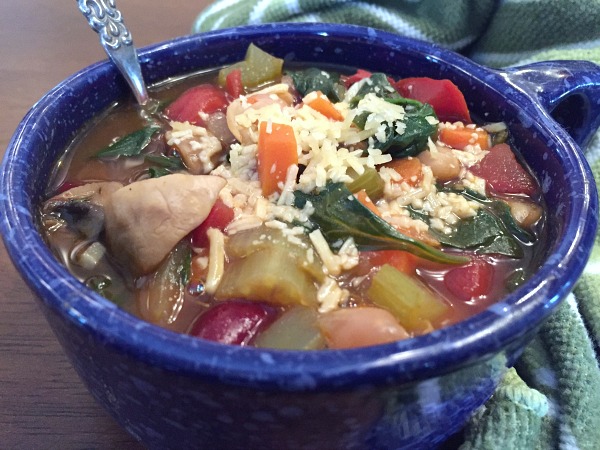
<box><xmin>1</xmin><ymin>24</ymin><xmax>598</xmax><ymax>449</ymax></box>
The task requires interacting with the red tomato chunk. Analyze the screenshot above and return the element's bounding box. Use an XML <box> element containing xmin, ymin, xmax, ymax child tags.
<box><xmin>394</xmin><ymin>77</ymin><xmax>472</xmax><ymax>123</ymax></box>
<box><xmin>340</xmin><ymin>69</ymin><xmax>372</xmax><ymax>88</ymax></box>
<box><xmin>191</xmin><ymin>199</ymin><xmax>235</xmax><ymax>248</ymax></box>
<box><xmin>471</xmin><ymin>143</ymin><xmax>538</xmax><ymax>196</ymax></box>
<box><xmin>165</xmin><ymin>84</ymin><xmax>229</xmax><ymax>126</ymax></box>
<box><xmin>444</xmin><ymin>258</ymin><xmax>494</xmax><ymax>301</ymax></box>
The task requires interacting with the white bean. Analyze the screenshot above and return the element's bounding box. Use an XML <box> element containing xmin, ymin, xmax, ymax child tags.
<box><xmin>417</xmin><ymin>145</ymin><xmax>462</xmax><ymax>182</ymax></box>
<box><xmin>505</xmin><ymin>198</ymin><xmax>543</xmax><ymax>228</ymax></box>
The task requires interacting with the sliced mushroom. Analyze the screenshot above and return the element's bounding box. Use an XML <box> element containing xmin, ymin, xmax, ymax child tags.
<box><xmin>41</xmin><ymin>182</ymin><xmax>131</xmax><ymax>299</ymax></box>
<box><xmin>103</xmin><ymin>173</ymin><xmax>226</xmax><ymax>276</ymax></box>
<box><xmin>42</xmin><ymin>181</ymin><xmax>123</xmax><ymax>239</ymax></box>
<box><xmin>48</xmin><ymin>181</ymin><xmax>124</xmax><ymax>208</ymax></box>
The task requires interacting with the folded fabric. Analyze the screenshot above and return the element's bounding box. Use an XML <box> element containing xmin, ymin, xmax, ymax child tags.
<box><xmin>193</xmin><ymin>1</ymin><xmax>600</xmax><ymax>448</ymax></box>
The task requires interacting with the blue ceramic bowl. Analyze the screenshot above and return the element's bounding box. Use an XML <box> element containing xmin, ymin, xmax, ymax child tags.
<box><xmin>1</xmin><ymin>24</ymin><xmax>599</xmax><ymax>449</ymax></box>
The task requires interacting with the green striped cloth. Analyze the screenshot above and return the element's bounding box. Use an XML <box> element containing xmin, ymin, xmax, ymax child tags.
<box><xmin>193</xmin><ymin>1</ymin><xmax>600</xmax><ymax>448</ymax></box>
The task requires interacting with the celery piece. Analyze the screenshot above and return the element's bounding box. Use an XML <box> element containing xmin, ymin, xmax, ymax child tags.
<box><xmin>226</xmin><ymin>225</ymin><xmax>295</xmax><ymax>258</ymax></box>
<box><xmin>346</xmin><ymin>167</ymin><xmax>385</xmax><ymax>201</ymax></box>
<box><xmin>226</xmin><ymin>226</ymin><xmax>325</xmax><ymax>282</ymax></box>
<box><xmin>218</xmin><ymin>44</ymin><xmax>283</xmax><ymax>89</ymax></box>
<box><xmin>367</xmin><ymin>264</ymin><xmax>448</xmax><ymax>333</ymax></box>
<box><xmin>216</xmin><ymin>247</ymin><xmax>318</xmax><ymax>307</ymax></box>
<box><xmin>254</xmin><ymin>306</ymin><xmax>326</xmax><ymax>350</ymax></box>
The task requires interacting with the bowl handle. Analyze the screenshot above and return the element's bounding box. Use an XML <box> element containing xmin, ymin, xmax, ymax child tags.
<box><xmin>500</xmin><ymin>60</ymin><xmax>600</xmax><ymax>149</ymax></box>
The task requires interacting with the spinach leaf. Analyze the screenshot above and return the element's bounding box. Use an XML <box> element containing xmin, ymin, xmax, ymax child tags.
<box><xmin>145</xmin><ymin>155</ymin><xmax>186</xmax><ymax>178</ymax></box>
<box><xmin>411</xmin><ymin>186</ymin><xmax>531</xmax><ymax>257</ymax></box>
<box><xmin>437</xmin><ymin>185</ymin><xmax>535</xmax><ymax>244</ymax></box>
<box><xmin>407</xmin><ymin>206</ymin><xmax>429</xmax><ymax>223</ymax></box>
<box><xmin>288</xmin><ymin>68</ymin><xmax>345</xmax><ymax>102</ymax></box>
<box><xmin>355</xmin><ymin>102</ymin><xmax>438</xmax><ymax>158</ymax></box>
<box><xmin>350</xmin><ymin>73</ymin><xmax>438</xmax><ymax>158</ymax></box>
<box><xmin>148</xmin><ymin>167</ymin><xmax>172</xmax><ymax>178</ymax></box>
<box><xmin>293</xmin><ymin>182</ymin><xmax>467</xmax><ymax>265</ymax></box>
<box><xmin>432</xmin><ymin>209</ymin><xmax>524</xmax><ymax>258</ymax></box>
<box><xmin>96</xmin><ymin>125</ymin><xmax>161</xmax><ymax>158</ymax></box>
<box><xmin>348</xmin><ymin>73</ymin><xmax>403</xmax><ymax>105</ymax></box>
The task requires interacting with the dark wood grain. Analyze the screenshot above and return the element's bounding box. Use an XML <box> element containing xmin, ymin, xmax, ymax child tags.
<box><xmin>0</xmin><ymin>1</ymin><xmax>212</xmax><ymax>447</ymax></box>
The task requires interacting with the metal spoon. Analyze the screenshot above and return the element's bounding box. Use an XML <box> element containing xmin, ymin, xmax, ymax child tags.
<box><xmin>78</xmin><ymin>0</ymin><xmax>152</xmax><ymax>107</ymax></box>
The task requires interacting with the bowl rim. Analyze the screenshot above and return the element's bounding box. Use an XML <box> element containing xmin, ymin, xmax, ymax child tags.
<box><xmin>1</xmin><ymin>23</ymin><xmax>597</xmax><ymax>391</ymax></box>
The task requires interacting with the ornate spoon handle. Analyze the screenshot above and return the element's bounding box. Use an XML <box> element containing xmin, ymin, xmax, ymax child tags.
<box><xmin>78</xmin><ymin>0</ymin><xmax>149</xmax><ymax>105</ymax></box>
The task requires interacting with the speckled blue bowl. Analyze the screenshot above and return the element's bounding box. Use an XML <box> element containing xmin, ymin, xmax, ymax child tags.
<box><xmin>1</xmin><ymin>24</ymin><xmax>599</xmax><ymax>449</ymax></box>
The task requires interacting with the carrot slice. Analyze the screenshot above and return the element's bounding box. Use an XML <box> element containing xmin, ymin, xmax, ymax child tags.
<box><xmin>305</xmin><ymin>91</ymin><xmax>344</xmax><ymax>121</ymax></box>
<box><xmin>439</xmin><ymin>125</ymin><xmax>490</xmax><ymax>150</ymax></box>
<box><xmin>257</xmin><ymin>122</ymin><xmax>298</xmax><ymax>196</ymax></box>
<box><xmin>384</xmin><ymin>157</ymin><xmax>423</xmax><ymax>187</ymax></box>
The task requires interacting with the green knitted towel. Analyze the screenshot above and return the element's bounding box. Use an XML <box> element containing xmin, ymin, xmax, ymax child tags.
<box><xmin>193</xmin><ymin>1</ymin><xmax>600</xmax><ymax>448</ymax></box>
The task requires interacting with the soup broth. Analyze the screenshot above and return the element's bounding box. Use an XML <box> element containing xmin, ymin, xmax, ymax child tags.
<box><xmin>39</xmin><ymin>44</ymin><xmax>547</xmax><ymax>349</ymax></box>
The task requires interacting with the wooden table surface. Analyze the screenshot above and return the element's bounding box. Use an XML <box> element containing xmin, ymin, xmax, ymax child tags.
<box><xmin>0</xmin><ymin>1</ymin><xmax>211</xmax><ymax>447</ymax></box>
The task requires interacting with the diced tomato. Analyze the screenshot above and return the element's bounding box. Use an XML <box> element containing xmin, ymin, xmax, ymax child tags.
<box><xmin>190</xmin><ymin>300</ymin><xmax>277</xmax><ymax>345</ymax></box>
<box><xmin>191</xmin><ymin>199</ymin><xmax>235</xmax><ymax>248</ymax></box>
<box><xmin>340</xmin><ymin>69</ymin><xmax>372</xmax><ymax>88</ymax></box>
<box><xmin>470</xmin><ymin>143</ymin><xmax>537</xmax><ymax>196</ymax></box>
<box><xmin>394</xmin><ymin>77</ymin><xmax>472</xmax><ymax>123</ymax></box>
<box><xmin>444</xmin><ymin>258</ymin><xmax>494</xmax><ymax>301</ymax></box>
<box><xmin>359</xmin><ymin>250</ymin><xmax>419</xmax><ymax>275</ymax></box>
<box><xmin>225</xmin><ymin>68</ymin><xmax>243</xmax><ymax>98</ymax></box>
<box><xmin>165</xmin><ymin>84</ymin><xmax>229</xmax><ymax>126</ymax></box>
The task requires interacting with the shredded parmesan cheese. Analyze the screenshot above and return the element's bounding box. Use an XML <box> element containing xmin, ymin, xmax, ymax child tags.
<box><xmin>309</xmin><ymin>230</ymin><xmax>358</xmax><ymax>276</ymax></box>
<box><xmin>166</xmin><ymin>121</ymin><xmax>222</xmax><ymax>174</ymax></box>
<box><xmin>317</xmin><ymin>277</ymin><xmax>349</xmax><ymax>313</ymax></box>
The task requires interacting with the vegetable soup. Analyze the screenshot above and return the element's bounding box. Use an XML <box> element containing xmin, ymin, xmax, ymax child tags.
<box><xmin>39</xmin><ymin>44</ymin><xmax>547</xmax><ymax>349</ymax></box>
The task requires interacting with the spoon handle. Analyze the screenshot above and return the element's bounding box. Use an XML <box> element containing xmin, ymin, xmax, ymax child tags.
<box><xmin>78</xmin><ymin>0</ymin><xmax>149</xmax><ymax>105</ymax></box>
